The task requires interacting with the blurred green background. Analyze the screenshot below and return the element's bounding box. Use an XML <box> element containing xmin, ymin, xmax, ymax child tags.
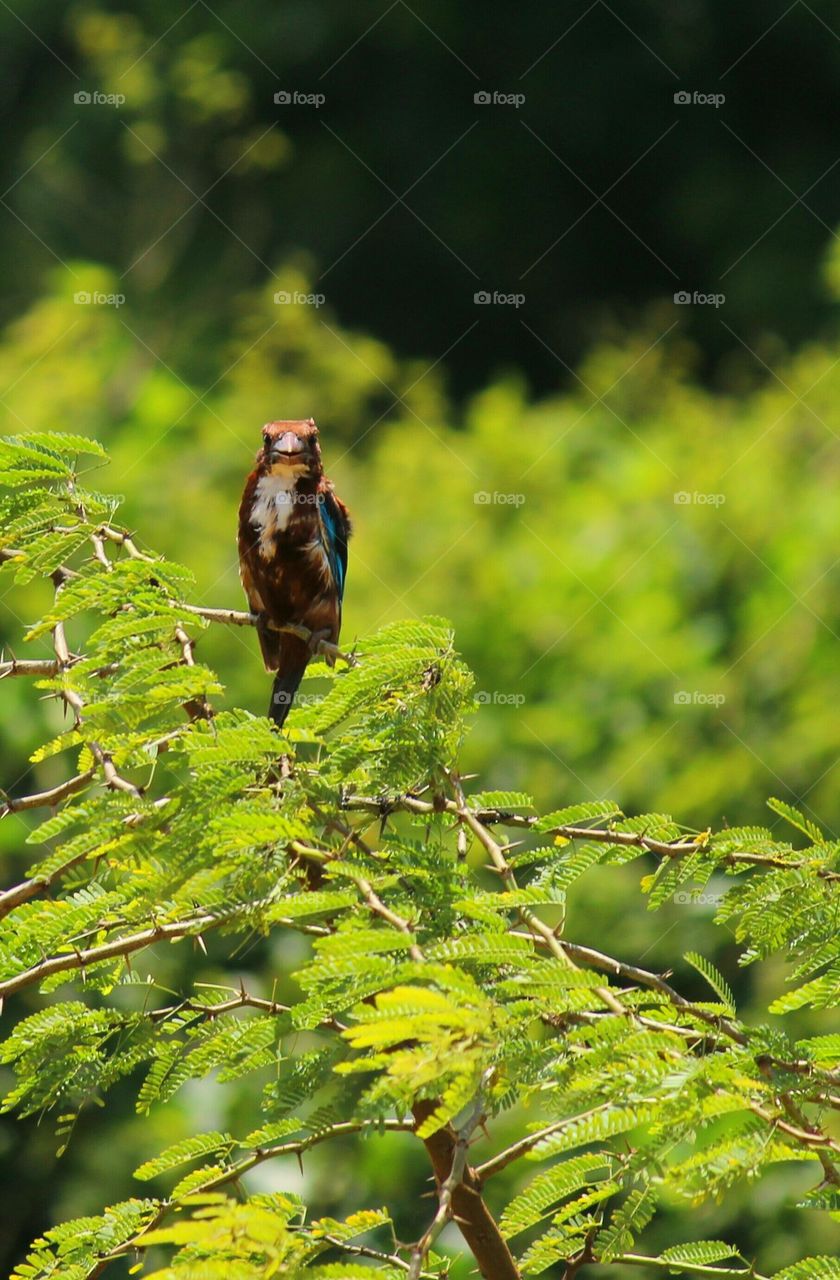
<box><xmin>1</xmin><ymin>2</ymin><xmax>839</xmax><ymax>1275</ymax></box>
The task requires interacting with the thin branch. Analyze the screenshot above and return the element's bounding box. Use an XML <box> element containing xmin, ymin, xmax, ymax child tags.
<box><xmin>205</xmin><ymin>1118</ymin><xmax>417</xmax><ymax>1183</ymax></box>
<box><xmin>48</xmin><ymin>585</ymin><xmax>142</xmax><ymax>799</ymax></box>
<box><xmin>1</xmin><ymin>767</ymin><xmax>95</xmax><ymax>819</ymax></box>
<box><xmin>86</xmin><ymin>1119</ymin><xmax>416</xmax><ymax>1280</ymax></box>
<box><xmin>341</xmin><ymin>793</ymin><xmax>837</xmax><ymax>877</ymax></box>
<box><xmin>448</xmin><ymin>773</ymin><xmax>625</xmax><ymax>1019</ymax></box>
<box><xmin>412</xmin><ymin>1097</ymin><xmax>521</xmax><ymax>1280</ymax></box>
<box><xmin>304</xmin><ymin>801</ymin><xmax>424</xmax><ymax>961</ymax></box>
<box><xmin>98</xmin><ymin>524</ymin><xmax>156</xmax><ymax>562</ymax></box>
<box><xmin>357</xmin><ymin>873</ymin><xmax>424</xmax><ymax>963</ymax></box>
<box><xmin>409</xmin><ymin>1073</ymin><xmax>493</xmax><ymax>1280</ymax></box>
<box><xmin>0</xmin><ymin>795</ymin><xmax>173</xmax><ymax>921</ymax></box>
<box><xmin>525</xmin><ymin>934</ymin><xmax>748</xmax><ymax>1046</ymax></box>
<box><xmin>755</xmin><ymin>1055</ymin><xmax>840</xmax><ymax>1185</ymax></box>
<box><xmin>343</xmin><ymin>793</ymin><xmax>697</xmax><ymax>858</ymax></box>
<box><xmin>748</xmin><ymin>1101</ymin><xmax>840</xmax><ymax>1159</ymax></box>
<box><xmin>616</xmin><ymin>1255</ymin><xmax>769</xmax><ymax>1279</ymax></box>
<box><xmin>181</xmin><ymin>604</ymin><xmax>257</xmax><ymax>627</ymax></box>
<box><xmin>174</xmin><ymin>624</ymin><xmax>195</xmax><ymax>666</ymax></box>
<box><xmin>88</xmin><ymin>743</ymin><xmax>142</xmax><ymax>798</ymax></box>
<box><xmin>0</xmin><ymin>910</ymin><xmax>218</xmax><ymax>1000</ymax></box>
<box><xmin>148</xmin><ymin>985</ymin><xmax>348</xmax><ymax>1034</ymax></box>
<box><xmin>318</xmin><ymin>1234</ymin><xmax>420</xmax><ymax>1274</ymax></box>
<box><xmin>476</xmin><ymin>1103</ymin><xmax>614</xmax><ymax>1181</ymax></box>
<box><xmin>0</xmin><ymin>847</ymin><xmax>93</xmax><ymax>921</ymax></box>
<box><xmin>181</xmin><ymin>604</ymin><xmax>354</xmax><ymax>664</ymax></box>
<box><xmin>0</xmin><ymin>901</ymin><xmax>333</xmax><ymax>1002</ymax></box>
<box><xmin>0</xmin><ymin>658</ymin><xmax>61</xmax><ymax>678</ymax></box>
<box><xmin>90</xmin><ymin>531</ymin><xmax>111</xmax><ymax>570</ymax></box>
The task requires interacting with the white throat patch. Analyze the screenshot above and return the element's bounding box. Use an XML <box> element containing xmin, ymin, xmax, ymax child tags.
<box><xmin>251</xmin><ymin>473</ymin><xmax>300</xmax><ymax>555</ymax></box>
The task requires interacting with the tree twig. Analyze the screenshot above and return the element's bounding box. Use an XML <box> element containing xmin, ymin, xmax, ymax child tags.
<box><xmin>341</xmin><ymin>793</ymin><xmax>836</xmax><ymax>877</ymax></box>
<box><xmin>412</xmin><ymin>1096</ymin><xmax>521</xmax><ymax>1280</ymax></box>
<box><xmin>309</xmin><ymin>800</ymin><xmax>519</xmax><ymax>1278</ymax></box>
<box><xmin>409</xmin><ymin>1072</ymin><xmax>495</xmax><ymax>1280</ymax></box>
<box><xmin>615</xmin><ymin>1255</ymin><xmax>769</xmax><ymax>1279</ymax></box>
<box><xmin>0</xmin><ymin>658</ymin><xmax>61</xmax><ymax>678</ymax></box>
<box><xmin>98</xmin><ymin>525</ymin><xmax>155</xmax><ymax>562</ymax></box>
<box><xmin>515</xmin><ymin>933</ymin><xmax>748</xmax><ymax>1046</ymax></box>
<box><xmin>1</xmin><ymin>768</ymin><xmax>95</xmax><ymax>820</ymax></box>
<box><xmin>476</xmin><ymin>1103</ymin><xmax>615</xmax><ymax>1181</ymax></box>
<box><xmin>180</xmin><ymin>604</ymin><xmax>354</xmax><ymax>664</ymax></box>
<box><xmin>84</xmin><ymin>1118</ymin><xmax>416</xmax><ymax>1279</ymax></box>
<box><xmin>448</xmin><ymin>772</ymin><xmax>626</xmax><ymax>1020</ymax></box>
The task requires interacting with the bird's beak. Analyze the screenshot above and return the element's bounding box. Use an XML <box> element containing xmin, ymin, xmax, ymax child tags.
<box><xmin>270</xmin><ymin>431</ymin><xmax>306</xmax><ymax>463</ymax></box>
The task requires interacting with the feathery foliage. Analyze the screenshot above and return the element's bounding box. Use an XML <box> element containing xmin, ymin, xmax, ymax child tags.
<box><xmin>1</xmin><ymin>433</ymin><xmax>838</xmax><ymax>1279</ymax></box>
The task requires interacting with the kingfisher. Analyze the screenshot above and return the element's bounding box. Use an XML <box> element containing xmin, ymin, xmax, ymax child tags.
<box><xmin>238</xmin><ymin>418</ymin><xmax>351</xmax><ymax>728</ymax></box>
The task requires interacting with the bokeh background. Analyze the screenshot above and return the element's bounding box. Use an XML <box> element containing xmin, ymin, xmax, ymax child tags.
<box><xmin>1</xmin><ymin>1</ymin><xmax>839</xmax><ymax>1274</ymax></box>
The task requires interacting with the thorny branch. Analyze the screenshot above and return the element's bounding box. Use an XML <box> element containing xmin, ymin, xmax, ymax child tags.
<box><xmin>447</xmin><ymin>771</ymin><xmax>626</xmax><ymax>1019</ymax></box>
<box><xmin>181</xmin><ymin>603</ymin><xmax>355</xmax><ymax>665</ymax></box>
<box><xmin>0</xmin><ymin>905</ymin><xmax>333</xmax><ymax>1003</ymax></box>
<box><xmin>341</xmin><ymin>792</ymin><xmax>839</xmax><ymax>879</ymax></box>
<box><xmin>0</xmin><ymin>657</ymin><xmax>61</xmax><ymax>678</ymax></box>
<box><xmin>615</xmin><ymin>1257</ymin><xmax>770</xmax><ymax>1280</ymax></box>
<box><xmin>408</xmin><ymin>1070</ymin><xmax>495</xmax><ymax>1280</ymax></box>
<box><xmin>2</xmin><ymin>519</ymin><xmax>838</xmax><ymax>1280</ymax></box>
<box><xmin>294</xmin><ymin>802</ymin><xmax>520</xmax><ymax>1278</ymax></box>
<box><xmin>84</xmin><ymin>1118</ymin><xmax>416</xmax><ymax>1280</ymax></box>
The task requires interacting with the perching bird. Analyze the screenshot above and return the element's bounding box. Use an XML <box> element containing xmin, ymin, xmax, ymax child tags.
<box><xmin>238</xmin><ymin>418</ymin><xmax>351</xmax><ymax>728</ymax></box>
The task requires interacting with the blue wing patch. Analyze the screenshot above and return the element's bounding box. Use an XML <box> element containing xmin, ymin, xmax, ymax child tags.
<box><xmin>320</xmin><ymin>492</ymin><xmax>349</xmax><ymax>603</ymax></box>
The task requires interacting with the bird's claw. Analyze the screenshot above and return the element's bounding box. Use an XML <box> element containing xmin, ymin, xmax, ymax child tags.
<box><xmin>306</xmin><ymin>627</ymin><xmax>332</xmax><ymax>655</ymax></box>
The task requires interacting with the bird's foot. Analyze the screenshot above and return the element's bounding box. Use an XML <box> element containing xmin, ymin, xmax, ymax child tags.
<box><xmin>306</xmin><ymin>628</ymin><xmax>357</xmax><ymax>668</ymax></box>
<box><xmin>306</xmin><ymin>627</ymin><xmax>332</xmax><ymax>655</ymax></box>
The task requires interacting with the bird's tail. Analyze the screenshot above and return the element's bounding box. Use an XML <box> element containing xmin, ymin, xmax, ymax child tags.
<box><xmin>268</xmin><ymin>636</ymin><xmax>309</xmax><ymax>729</ymax></box>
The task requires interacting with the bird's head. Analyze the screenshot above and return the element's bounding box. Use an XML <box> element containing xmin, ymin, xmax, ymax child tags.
<box><xmin>258</xmin><ymin>418</ymin><xmax>323</xmax><ymax>479</ymax></box>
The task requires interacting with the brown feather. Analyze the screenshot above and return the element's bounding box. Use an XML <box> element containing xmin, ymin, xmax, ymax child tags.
<box><xmin>237</xmin><ymin>421</ymin><xmax>350</xmax><ymax>696</ymax></box>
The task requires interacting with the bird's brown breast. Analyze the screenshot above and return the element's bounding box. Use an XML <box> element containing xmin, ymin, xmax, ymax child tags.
<box><xmin>238</xmin><ymin>475</ymin><xmax>340</xmax><ymax>639</ymax></box>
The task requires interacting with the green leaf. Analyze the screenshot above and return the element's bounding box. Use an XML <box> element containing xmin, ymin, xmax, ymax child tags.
<box><xmin>766</xmin><ymin>798</ymin><xmax>824</xmax><ymax>845</ymax></box>
<box><xmin>684</xmin><ymin>951</ymin><xmax>735</xmax><ymax>1014</ymax></box>
<box><xmin>661</xmin><ymin>1241</ymin><xmax>739</xmax><ymax>1265</ymax></box>
<box><xmin>469</xmin><ymin>790</ymin><xmax>535</xmax><ymax>811</ymax></box>
<box><xmin>501</xmin><ymin>1155</ymin><xmax>608</xmax><ymax>1236</ymax></box>
<box><xmin>774</xmin><ymin>1260</ymin><xmax>840</xmax><ymax>1280</ymax></box>
<box><xmin>134</xmin><ymin>1132</ymin><xmax>234</xmax><ymax>1181</ymax></box>
<box><xmin>534</xmin><ymin>801</ymin><xmax>621</xmax><ymax>831</ymax></box>
<box><xmin>9</xmin><ymin>432</ymin><xmax>108</xmax><ymax>460</ymax></box>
